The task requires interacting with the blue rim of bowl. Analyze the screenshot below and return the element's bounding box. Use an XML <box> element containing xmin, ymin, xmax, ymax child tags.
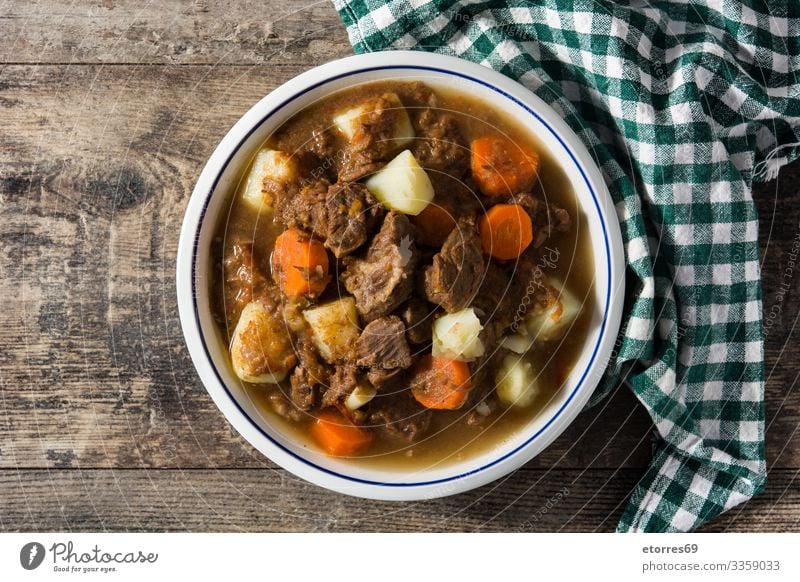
<box><xmin>191</xmin><ymin>64</ymin><xmax>611</xmax><ymax>487</ymax></box>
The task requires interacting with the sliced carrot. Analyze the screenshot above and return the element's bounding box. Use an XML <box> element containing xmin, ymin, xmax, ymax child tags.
<box><xmin>311</xmin><ymin>409</ymin><xmax>373</xmax><ymax>456</ymax></box>
<box><xmin>471</xmin><ymin>134</ymin><xmax>540</xmax><ymax>197</ymax></box>
<box><xmin>479</xmin><ymin>203</ymin><xmax>534</xmax><ymax>260</ymax></box>
<box><xmin>271</xmin><ymin>228</ymin><xmax>330</xmax><ymax>298</ymax></box>
<box><xmin>412</xmin><ymin>202</ymin><xmax>457</xmax><ymax>247</ymax></box>
<box><xmin>411</xmin><ymin>355</ymin><xmax>473</xmax><ymax>410</ymax></box>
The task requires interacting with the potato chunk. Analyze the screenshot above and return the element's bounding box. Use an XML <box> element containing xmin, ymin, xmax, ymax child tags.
<box><xmin>230</xmin><ymin>301</ymin><xmax>297</xmax><ymax>383</ymax></box>
<box><xmin>241</xmin><ymin>149</ymin><xmax>299</xmax><ymax>212</ymax></box>
<box><xmin>525</xmin><ymin>279</ymin><xmax>582</xmax><ymax>341</ymax></box>
<box><xmin>495</xmin><ymin>354</ymin><xmax>540</xmax><ymax>408</ymax></box>
<box><xmin>333</xmin><ymin>92</ymin><xmax>414</xmax><ymax>146</ymax></box>
<box><xmin>431</xmin><ymin>307</ymin><xmax>484</xmax><ymax>361</ymax></box>
<box><xmin>302</xmin><ymin>297</ymin><xmax>361</xmax><ymax>364</ymax></box>
<box><xmin>365</xmin><ymin>150</ymin><xmax>434</xmax><ymax>215</ymax></box>
<box><xmin>499</xmin><ymin>331</ymin><xmax>533</xmax><ymax>354</ymax></box>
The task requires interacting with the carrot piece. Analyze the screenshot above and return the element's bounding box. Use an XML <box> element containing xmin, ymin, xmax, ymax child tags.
<box><xmin>479</xmin><ymin>203</ymin><xmax>534</xmax><ymax>260</ymax></box>
<box><xmin>271</xmin><ymin>228</ymin><xmax>330</xmax><ymax>298</ymax></box>
<box><xmin>471</xmin><ymin>134</ymin><xmax>539</xmax><ymax>197</ymax></box>
<box><xmin>411</xmin><ymin>355</ymin><xmax>473</xmax><ymax>410</ymax></box>
<box><xmin>311</xmin><ymin>409</ymin><xmax>373</xmax><ymax>456</ymax></box>
<box><xmin>411</xmin><ymin>202</ymin><xmax>456</xmax><ymax>247</ymax></box>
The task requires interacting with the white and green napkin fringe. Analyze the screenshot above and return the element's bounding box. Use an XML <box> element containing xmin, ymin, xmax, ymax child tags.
<box><xmin>332</xmin><ymin>0</ymin><xmax>800</xmax><ymax>532</ymax></box>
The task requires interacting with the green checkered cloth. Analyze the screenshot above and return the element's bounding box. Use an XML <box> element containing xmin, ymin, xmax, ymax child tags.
<box><xmin>333</xmin><ymin>0</ymin><xmax>800</xmax><ymax>531</ymax></box>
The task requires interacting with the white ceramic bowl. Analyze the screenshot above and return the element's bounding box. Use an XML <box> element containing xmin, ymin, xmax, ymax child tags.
<box><xmin>176</xmin><ymin>51</ymin><xmax>625</xmax><ymax>501</ymax></box>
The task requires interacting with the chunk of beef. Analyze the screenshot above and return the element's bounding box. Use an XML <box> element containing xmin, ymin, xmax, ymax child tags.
<box><xmin>510</xmin><ymin>193</ymin><xmax>571</xmax><ymax>248</ymax></box>
<box><xmin>423</xmin><ymin>217</ymin><xmax>484</xmax><ymax>312</ymax></box>
<box><xmin>550</xmin><ymin>206</ymin><xmax>571</xmax><ymax>233</ymax></box>
<box><xmin>356</xmin><ymin>316</ymin><xmax>412</xmax><ymax>370</ymax></box>
<box><xmin>288</xmin><ymin>339</ymin><xmax>331</xmax><ymax>410</ymax></box>
<box><xmin>411</xmin><ymin>108</ymin><xmax>470</xmax><ymax>181</ymax></box>
<box><xmin>398</xmin><ymin>81</ymin><xmax>439</xmax><ymax>109</ymax></box>
<box><xmin>274</xmin><ymin>178</ymin><xmax>329</xmax><ymax>236</ymax></box>
<box><xmin>257</xmin><ymin>150</ymin><xmax>324</xmax><ymax>209</ymax></box>
<box><xmin>273</xmin><ymin>125</ymin><xmax>340</xmax><ymax>182</ymax></box>
<box><xmin>289</xmin><ymin>367</ymin><xmax>316</xmax><ymax>410</ymax></box>
<box><xmin>297</xmin><ymin>338</ymin><xmax>330</xmax><ymax>382</ymax></box>
<box><xmin>369</xmin><ymin>393</ymin><xmax>432</xmax><ymax>443</ymax></box>
<box><xmin>399</xmin><ymin>296</ymin><xmax>434</xmax><ymax>345</ymax></box>
<box><xmin>338</xmin><ymin>157</ymin><xmax>383</xmax><ymax>184</ymax></box>
<box><xmin>325</xmin><ymin>182</ymin><xmax>385</xmax><ymax>258</ymax></box>
<box><xmin>339</xmin><ymin>93</ymin><xmax>408</xmax><ymax>182</ymax></box>
<box><xmin>341</xmin><ymin>212</ymin><xmax>418</xmax><ymax>322</ymax></box>
<box><xmin>339</xmin><ymin>153</ymin><xmax>386</xmax><ymax>182</ymax></box>
<box><xmin>320</xmin><ymin>364</ymin><xmax>359</xmax><ymax>408</ymax></box>
<box><xmin>305</xmin><ymin>127</ymin><xmax>339</xmax><ymax>168</ymax></box>
<box><xmin>367</xmin><ymin>366</ymin><xmax>406</xmax><ymax>393</ymax></box>
<box><xmin>266</xmin><ymin>387</ymin><xmax>305</xmax><ymax>422</ymax></box>
<box><xmin>222</xmin><ymin>240</ymin><xmax>271</xmax><ymax>324</ymax></box>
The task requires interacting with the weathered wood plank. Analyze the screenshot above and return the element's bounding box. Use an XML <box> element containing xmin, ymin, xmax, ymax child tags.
<box><xmin>0</xmin><ymin>468</ymin><xmax>797</xmax><ymax>532</ymax></box>
<box><xmin>0</xmin><ymin>64</ymin><xmax>654</xmax><ymax>470</ymax></box>
<box><xmin>753</xmin><ymin>167</ymin><xmax>800</xmax><ymax>473</ymax></box>
<box><xmin>0</xmin><ymin>0</ymin><xmax>351</xmax><ymax>65</ymax></box>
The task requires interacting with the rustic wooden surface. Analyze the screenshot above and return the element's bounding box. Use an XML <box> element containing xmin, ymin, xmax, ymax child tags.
<box><xmin>0</xmin><ymin>0</ymin><xmax>798</xmax><ymax>532</ymax></box>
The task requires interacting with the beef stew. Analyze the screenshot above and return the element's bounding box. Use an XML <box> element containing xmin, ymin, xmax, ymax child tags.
<box><xmin>210</xmin><ymin>80</ymin><xmax>595</xmax><ymax>467</ymax></box>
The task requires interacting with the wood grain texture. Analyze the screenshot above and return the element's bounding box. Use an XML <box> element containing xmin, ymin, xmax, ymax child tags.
<box><xmin>0</xmin><ymin>0</ymin><xmax>352</xmax><ymax>65</ymax></box>
<box><xmin>0</xmin><ymin>0</ymin><xmax>799</xmax><ymax>532</ymax></box>
<box><xmin>0</xmin><ymin>468</ymin><xmax>797</xmax><ymax>532</ymax></box>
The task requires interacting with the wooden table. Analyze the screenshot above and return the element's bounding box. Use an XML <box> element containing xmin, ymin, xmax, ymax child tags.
<box><xmin>1</xmin><ymin>0</ymin><xmax>798</xmax><ymax>532</ymax></box>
